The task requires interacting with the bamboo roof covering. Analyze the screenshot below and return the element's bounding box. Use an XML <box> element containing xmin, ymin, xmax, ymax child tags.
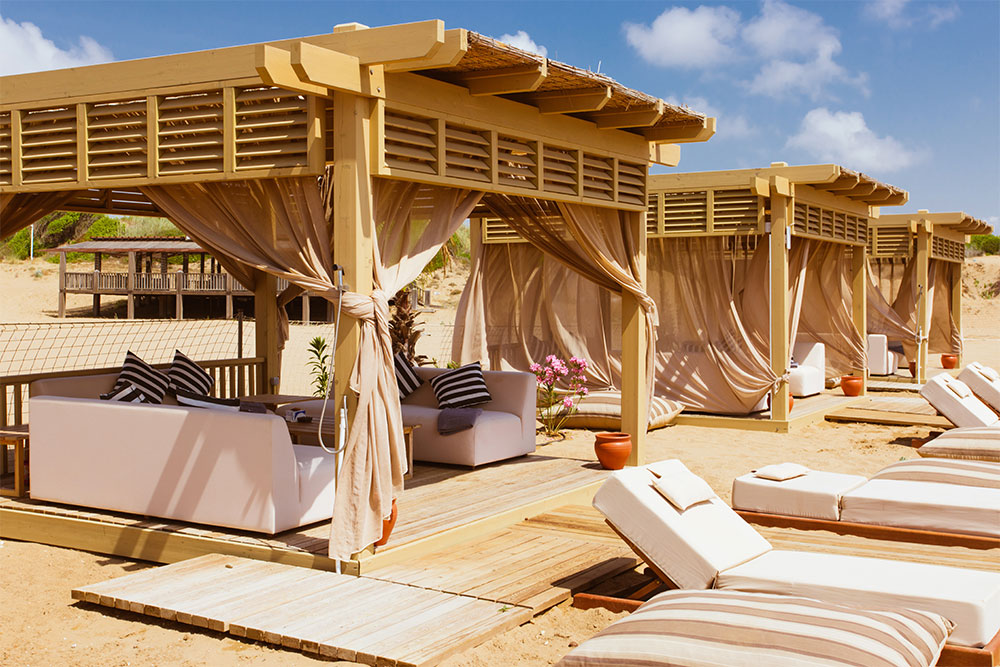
<box><xmin>46</xmin><ymin>238</ymin><xmax>202</xmax><ymax>254</ymax></box>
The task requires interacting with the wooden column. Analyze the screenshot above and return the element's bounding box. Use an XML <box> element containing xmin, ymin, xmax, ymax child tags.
<box><xmin>769</xmin><ymin>179</ymin><xmax>791</xmax><ymax>421</ymax></box>
<box><xmin>302</xmin><ymin>293</ymin><xmax>311</xmax><ymax>324</ymax></box>
<box><xmin>126</xmin><ymin>251</ymin><xmax>136</xmax><ymax>319</ymax></box>
<box><xmin>225</xmin><ymin>273</ymin><xmax>234</xmax><ymax>319</ymax></box>
<box><xmin>851</xmin><ymin>244</ymin><xmax>868</xmax><ymax>395</ymax></box>
<box><xmin>254</xmin><ymin>270</ymin><xmax>281</xmax><ymax>392</ymax></box>
<box><xmin>915</xmin><ymin>219</ymin><xmax>931</xmax><ymax>383</ymax></box>
<box><xmin>175</xmin><ymin>271</ymin><xmax>184</xmax><ymax>320</ymax></box>
<box><xmin>332</xmin><ymin>91</ymin><xmax>376</xmax><ymax>439</ymax></box>
<box><xmin>621</xmin><ymin>211</ymin><xmax>647</xmax><ymax>466</ymax></box>
<box><xmin>57</xmin><ymin>253</ymin><xmax>66</xmax><ymax>317</ymax></box>
<box><xmin>92</xmin><ymin>252</ymin><xmax>101</xmax><ymax>316</ymax></box>
<box><xmin>952</xmin><ymin>261</ymin><xmax>963</xmax><ymax>366</ymax></box>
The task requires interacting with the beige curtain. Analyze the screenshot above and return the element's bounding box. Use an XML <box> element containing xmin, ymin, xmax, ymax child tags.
<box><xmin>0</xmin><ymin>190</ymin><xmax>80</xmax><ymax>241</ymax></box>
<box><xmin>866</xmin><ymin>260</ymin><xmax>916</xmax><ymax>352</ymax></box>
<box><xmin>928</xmin><ymin>259</ymin><xmax>962</xmax><ymax>354</ymax></box>
<box><xmin>142</xmin><ymin>176</ymin><xmax>480</xmax><ymax>560</ymax></box>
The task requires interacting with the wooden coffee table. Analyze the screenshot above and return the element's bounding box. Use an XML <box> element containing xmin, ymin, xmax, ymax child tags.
<box><xmin>286</xmin><ymin>420</ymin><xmax>418</xmax><ymax>481</ymax></box>
<box><xmin>1</xmin><ymin>424</ymin><xmax>29</xmax><ymax>497</ymax></box>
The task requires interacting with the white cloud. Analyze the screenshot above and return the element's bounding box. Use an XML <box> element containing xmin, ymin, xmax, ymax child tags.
<box><xmin>786</xmin><ymin>108</ymin><xmax>924</xmax><ymax>173</ymax></box>
<box><xmin>665</xmin><ymin>95</ymin><xmax>757</xmax><ymax>140</ymax></box>
<box><xmin>498</xmin><ymin>30</ymin><xmax>548</xmax><ymax>57</ymax></box>
<box><xmin>0</xmin><ymin>15</ymin><xmax>112</xmax><ymax>76</ymax></box>
<box><xmin>927</xmin><ymin>4</ymin><xmax>960</xmax><ymax>28</ymax></box>
<box><xmin>863</xmin><ymin>0</ymin><xmax>959</xmax><ymax>29</ymax></box>
<box><xmin>864</xmin><ymin>0</ymin><xmax>912</xmax><ymax>28</ymax></box>
<box><xmin>624</xmin><ymin>6</ymin><xmax>741</xmax><ymax>68</ymax></box>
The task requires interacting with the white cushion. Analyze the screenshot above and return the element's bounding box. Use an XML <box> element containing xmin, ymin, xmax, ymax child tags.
<box><xmin>717</xmin><ymin>549</ymin><xmax>1000</xmax><ymax>648</ymax></box>
<box><xmin>754</xmin><ymin>462</ymin><xmax>811</xmax><ymax>481</ymax></box>
<box><xmin>867</xmin><ymin>334</ymin><xmax>896</xmax><ymax>376</ymax></box>
<box><xmin>793</xmin><ymin>340</ymin><xmax>826</xmax><ymax>372</ymax></box>
<box><xmin>652</xmin><ymin>472</ymin><xmax>716</xmax><ymax>511</ymax></box>
<box><xmin>920</xmin><ymin>374</ymin><xmax>1000</xmax><ymax>428</ymax></box>
<box><xmin>788</xmin><ymin>365</ymin><xmax>823</xmax><ymax>398</ymax></box>
<box><xmin>919</xmin><ymin>427</ymin><xmax>1000</xmax><ymax>462</ymax></box>
<box><xmin>959</xmin><ymin>362</ymin><xmax>1000</xmax><ymax>413</ymax></box>
<box><xmin>733</xmin><ymin>470</ymin><xmax>866</xmax><ymax>521</ymax></box>
<box><xmin>593</xmin><ymin>460</ymin><xmax>772</xmax><ymax>590</ymax></box>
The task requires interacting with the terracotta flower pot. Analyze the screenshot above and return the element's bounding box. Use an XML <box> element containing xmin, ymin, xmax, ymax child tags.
<box><xmin>841</xmin><ymin>375</ymin><xmax>864</xmax><ymax>397</ymax></box>
<box><xmin>908</xmin><ymin>361</ymin><xmax>917</xmax><ymax>378</ymax></box>
<box><xmin>766</xmin><ymin>391</ymin><xmax>794</xmax><ymax>412</ymax></box>
<box><xmin>941</xmin><ymin>354</ymin><xmax>958</xmax><ymax>369</ymax></box>
<box><xmin>374</xmin><ymin>498</ymin><xmax>397</xmax><ymax>547</ymax></box>
<box><xmin>594</xmin><ymin>432</ymin><xmax>632</xmax><ymax>470</ymax></box>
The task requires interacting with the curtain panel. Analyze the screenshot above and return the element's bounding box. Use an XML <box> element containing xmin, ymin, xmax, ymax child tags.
<box><xmin>0</xmin><ymin>191</ymin><xmax>81</xmax><ymax>241</ymax></box>
<box><xmin>866</xmin><ymin>260</ymin><xmax>917</xmax><ymax>351</ymax></box>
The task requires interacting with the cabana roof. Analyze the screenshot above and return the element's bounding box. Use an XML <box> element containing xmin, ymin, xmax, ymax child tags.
<box><xmin>878</xmin><ymin>211</ymin><xmax>993</xmax><ymax>236</ymax></box>
<box><xmin>871</xmin><ymin>210</ymin><xmax>993</xmax><ymax>263</ymax></box>
<box><xmin>46</xmin><ymin>237</ymin><xmax>201</xmax><ymax>254</ymax></box>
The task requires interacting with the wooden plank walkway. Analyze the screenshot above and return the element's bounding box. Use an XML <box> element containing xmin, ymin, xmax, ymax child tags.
<box><xmin>73</xmin><ymin>553</ymin><xmax>532</xmax><ymax>666</ymax></box>
<box><xmin>675</xmin><ymin>391</ymin><xmax>861</xmax><ymax>433</ymax></box>
<box><xmin>825</xmin><ymin>395</ymin><xmax>953</xmax><ymax>428</ymax></box>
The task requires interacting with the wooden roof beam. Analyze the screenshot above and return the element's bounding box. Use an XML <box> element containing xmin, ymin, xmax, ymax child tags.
<box><xmin>815</xmin><ymin>173</ymin><xmax>860</xmax><ymax>192</ymax></box>
<box><xmin>517</xmin><ymin>86</ymin><xmax>612</xmax><ymax>114</ymax></box>
<box><xmin>385</xmin><ymin>29</ymin><xmax>468</xmax><ymax>72</ymax></box>
<box><xmin>291</xmin><ymin>42</ymin><xmax>385</xmax><ymax>97</ymax></box>
<box><xmin>845</xmin><ymin>183</ymin><xmax>879</xmax><ymax>200</ymax></box>
<box><xmin>458</xmin><ymin>62</ymin><xmax>547</xmax><ymax>96</ymax></box>
<box><xmin>591</xmin><ymin>101</ymin><xmax>665</xmax><ymax>129</ymax></box>
<box><xmin>643</xmin><ymin>116</ymin><xmax>716</xmax><ymax>143</ymax></box>
<box><xmin>256</xmin><ymin>45</ymin><xmax>331</xmax><ymax>97</ymax></box>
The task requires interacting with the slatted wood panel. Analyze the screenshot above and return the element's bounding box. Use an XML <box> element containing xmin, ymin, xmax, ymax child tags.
<box><xmin>646</xmin><ymin>188</ymin><xmax>763</xmax><ymax>237</ymax></box>
<box><xmin>581</xmin><ymin>153</ymin><xmax>613</xmax><ymax>201</ymax></box>
<box><xmin>64</xmin><ymin>187</ymin><xmax>164</xmax><ymax>215</ymax></box>
<box><xmin>384</xmin><ymin>110</ymin><xmax>438</xmax><ymax>174</ymax></box>
<box><xmin>616</xmin><ymin>160</ymin><xmax>645</xmax><ymax>207</ymax></box>
<box><xmin>19</xmin><ymin>105</ymin><xmax>78</xmax><ymax>184</ymax></box>
<box><xmin>234</xmin><ymin>86</ymin><xmax>310</xmax><ymax>171</ymax></box>
<box><xmin>87</xmin><ymin>98</ymin><xmax>148</xmax><ymax>180</ymax></box>
<box><xmin>543</xmin><ymin>145</ymin><xmax>579</xmax><ymax>196</ymax></box>
<box><xmin>0</xmin><ymin>111</ymin><xmax>11</xmax><ymax>186</ymax></box>
<box><xmin>444</xmin><ymin>122</ymin><xmax>490</xmax><ymax>183</ymax></box>
<box><xmin>933</xmin><ymin>235</ymin><xmax>965</xmax><ymax>262</ymax></box>
<box><xmin>870</xmin><ymin>226</ymin><xmax>912</xmax><ymax>258</ymax></box>
<box><xmin>72</xmin><ymin>554</ymin><xmax>531</xmax><ymax>666</ymax></box>
<box><xmin>793</xmin><ymin>201</ymin><xmax>867</xmax><ymax>245</ymax></box>
<box><xmin>497</xmin><ymin>134</ymin><xmax>537</xmax><ymax>189</ymax></box>
<box><xmin>157</xmin><ymin>90</ymin><xmax>225</xmax><ymax>176</ymax></box>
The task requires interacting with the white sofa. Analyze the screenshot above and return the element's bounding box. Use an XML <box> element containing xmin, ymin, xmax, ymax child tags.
<box><xmin>868</xmin><ymin>334</ymin><xmax>903</xmax><ymax>376</ymax></box>
<box><xmin>28</xmin><ymin>373</ymin><xmax>337</xmax><ymax>534</ymax></box>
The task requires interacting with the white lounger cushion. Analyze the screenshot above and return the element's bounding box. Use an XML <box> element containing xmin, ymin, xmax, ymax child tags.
<box><xmin>870</xmin><ymin>458</ymin><xmax>1000</xmax><ymax>489</ymax></box>
<box><xmin>919</xmin><ymin>427</ymin><xmax>1000</xmax><ymax>462</ymax></box>
<box><xmin>593</xmin><ymin>460</ymin><xmax>772</xmax><ymax>589</ymax></box>
<box><xmin>958</xmin><ymin>362</ymin><xmax>1000</xmax><ymax>413</ymax></box>
<box><xmin>920</xmin><ymin>374</ymin><xmax>1000</xmax><ymax>428</ymax></box>
<box><xmin>840</xmin><ymin>479</ymin><xmax>1000</xmax><ymax>538</ymax></box>
<box><xmin>717</xmin><ymin>549</ymin><xmax>1000</xmax><ymax>647</ymax></box>
<box><xmin>732</xmin><ymin>471</ymin><xmax>867</xmax><ymax>521</ymax></box>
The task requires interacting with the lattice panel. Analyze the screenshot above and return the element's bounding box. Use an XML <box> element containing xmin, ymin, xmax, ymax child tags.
<box><xmin>616</xmin><ymin>161</ymin><xmax>645</xmax><ymax>207</ymax></box>
<box><xmin>542</xmin><ymin>145</ymin><xmax>578</xmax><ymax>196</ymax></box>
<box><xmin>0</xmin><ymin>112</ymin><xmax>11</xmax><ymax>186</ymax></box>
<box><xmin>157</xmin><ymin>91</ymin><xmax>225</xmax><ymax>176</ymax></box>
<box><xmin>646</xmin><ymin>194</ymin><xmax>659</xmax><ymax>236</ymax></box>
<box><xmin>497</xmin><ymin>135</ymin><xmax>537</xmax><ymax>189</ymax></box>
<box><xmin>658</xmin><ymin>191</ymin><xmax>709</xmax><ymax>234</ymax></box>
<box><xmin>87</xmin><ymin>99</ymin><xmax>147</xmax><ymax>180</ymax></box>
<box><xmin>481</xmin><ymin>217</ymin><xmax>526</xmax><ymax>244</ymax></box>
<box><xmin>581</xmin><ymin>153</ymin><xmax>614</xmax><ymax>201</ymax></box>
<box><xmin>869</xmin><ymin>227</ymin><xmax>911</xmax><ymax>258</ymax></box>
<box><xmin>793</xmin><ymin>202</ymin><xmax>867</xmax><ymax>245</ymax></box>
<box><xmin>712</xmin><ymin>188</ymin><xmax>760</xmax><ymax>233</ymax></box>
<box><xmin>20</xmin><ymin>106</ymin><xmax>78</xmax><ymax>184</ymax></box>
<box><xmin>234</xmin><ymin>87</ymin><xmax>309</xmax><ymax>171</ymax></box>
<box><xmin>932</xmin><ymin>235</ymin><xmax>964</xmax><ymax>262</ymax></box>
<box><xmin>384</xmin><ymin>111</ymin><xmax>437</xmax><ymax>174</ymax></box>
<box><xmin>444</xmin><ymin>123</ymin><xmax>490</xmax><ymax>183</ymax></box>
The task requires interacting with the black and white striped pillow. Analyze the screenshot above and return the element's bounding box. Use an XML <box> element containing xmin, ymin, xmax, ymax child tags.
<box><xmin>429</xmin><ymin>361</ymin><xmax>492</xmax><ymax>409</ymax></box>
<box><xmin>100</xmin><ymin>383</ymin><xmax>149</xmax><ymax>403</ymax></box>
<box><xmin>394</xmin><ymin>353</ymin><xmax>423</xmax><ymax>399</ymax></box>
<box><xmin>168</xmin><ymin>350</ymin><xmax>214</xmax><ymax>396</ymax></box>
<box><xmin>114</xmin><ymin>351</ymin><xmax>169</xmax><ymax>404</ymax></box>
<box><xmin>175</xmin><ymin>389</ymin><xmax>241</xmax><ymax>411</ymax></box>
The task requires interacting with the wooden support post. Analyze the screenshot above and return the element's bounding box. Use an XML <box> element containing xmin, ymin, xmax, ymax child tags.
<box><xmin>332</xmin><ymin>91</ymin><xmax>376</xmax><ymax>443</ymax></box>
<box><xmin>58</xmin><ymin>253</ymin><xmax>66</xmax><ymax>318</ymax></box>
<box><xmin>254</xmin><ymin>271</ymin><xmax>281</xmax><ymax>392</ymax></box>
<box><xmin>915</xmin><ymin>221</ymin><xmax>931</xmax><ymax>383</ymax></box>
<box><xmin>302</xmin><ymin>293</ymin><xmax>311</xmax><ymax>324</ymax></box>
<box><xmin>200</xmin><ymin>253</ymin><xmax>206</xmax><ymax>274</ymax></box>
<box><xmin>93</xmin><ymin>252</ymin><xmax>101</xmax><ymax>316</ymax></box>
<box><xmin>225</xmin><ymin>273</ymin><xmax>234</xmax><ymax>319</ymax></box>
<box><xmin>851</xmin><ymin>244</ymin><xmax>868</xmax><ymax>395</ymax></box>
<box><xmin>620</xmin><ymin>212</ymin><xmax>647</xmax><ymax>467</ymax></box>
<box><xmin>175</xmin><ymin>271</ymin><xmax>184</xmax><ymax>320</ymax></box>
<box><xmin>769</xmin><ymin>185</ymin><xmax>791</xmax><ymax>421</ymax></box>
<box><xmin>126</xmin><ymin>251</ymin><xmax>135</xmax><ymax>319</ymax></box>
<box><xmin>952</xmin><ymin>262</ymin><xmax>962</xmax><ymax>367</ymax></box>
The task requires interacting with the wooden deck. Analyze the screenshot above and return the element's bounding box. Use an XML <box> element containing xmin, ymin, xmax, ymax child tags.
<box><xmin>0</xmin><ymin>454</ymin><xmax>610</xmax><ymax>575</ymax></box>
<box><xmin>73</xmin><ymin>553</ymin><xmax>533</xmax><ymax>666</ymax></box>
<box><xmin>674</xmin><ymin>390</ymin><xmax>862</xmax><ymax>433</ymax></box>
<box><xmin>825</xmin><ymin>394</ymin><xmax>953</xmax><ymax>429</ymax></box>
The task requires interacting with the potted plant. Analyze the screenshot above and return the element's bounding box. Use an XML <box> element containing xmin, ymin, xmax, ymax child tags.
<box><xmin>841</xmin><ymin>375</ymin><xmax>864</xmax><ymax>396</ymax></box>
<box><xmin>531</xmin><ymin>355</ymin><xmax>589</xmax><ymax>441</ymax></box>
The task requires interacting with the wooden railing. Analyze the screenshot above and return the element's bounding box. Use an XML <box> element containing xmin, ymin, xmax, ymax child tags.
<box><xmin>0</xmin><ymin>356</ymin><xmax>265</xmax><ymax>427</ymax></box>
<box><xmin>62</xmin><ymin>271</ymin><xmax>289</xmax><ymax>294</ymax></box>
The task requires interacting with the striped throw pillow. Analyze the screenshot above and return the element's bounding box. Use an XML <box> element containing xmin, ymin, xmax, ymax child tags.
<box><xmin>175</xmin><ymin>389</ymin><xmax>241</xmax><ymax>412</ymax></box>
<box><xmin>113</xmin><ymin>351</ymin><xmax>169</xmax><ymax>404</ymax></box>
<box><xmin>558</xmin><ymin>589</ymin><xmax>953</xmax><ymax>667</ymax></box>
<box><xmin>394</xmin><ymin>353</ymin><xmax>423</xmax><ymax>399</ymax></box>
<box><xmin>100</xmin><ymin>383</ymin><xmax>149</xmax><ymax>403</ymax></box>
<box><xmin>168</xmin><ymin>350</ymin><xmax>214</xmax><ymax>396</ymax></box>
<box><xmin>870</xmin><ymin>458</ymin><xmax>1000</xmax><ymax>489</ymax></box>
<box><xmin>429</xmin><ymin>362</ymin><xmax>492</xmax><ymax>409</ymax></box>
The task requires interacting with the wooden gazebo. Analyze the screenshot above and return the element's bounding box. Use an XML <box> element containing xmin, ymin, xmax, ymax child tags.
<box><xmin>870</xmin><ymin>210</ymin><xmax>993</xmax><ymax>381</ymax></box>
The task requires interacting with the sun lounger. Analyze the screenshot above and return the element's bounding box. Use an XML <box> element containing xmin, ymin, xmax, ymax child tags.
<box><xmin>593</xmin><ymin>459</ymin><xmax>1000</xmax><ymax>648</ymax></box>
<box><xmin>920</xmin><ymin>374</ymin><xmax>1000</xmax><ymax>428</ymax></box>
<box><xmin>959</xmin><ymin>363</ymin><xmax>1000</xmax><ymax>414</ymax></box>
<box><xmin>918</xmin><ymin>426</ymin><xmax>1000</xmax><ymax>462</ymax></box>
<box><xmin>732</xmin><ymin>459</ymin><xmax>1000</xmax><ymax>543</ymax></box>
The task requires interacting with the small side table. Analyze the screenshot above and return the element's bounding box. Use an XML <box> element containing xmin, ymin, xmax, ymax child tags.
<box><xmin>0</xmin><ymin>425</ymin><xmax>29</xmax><ymax>498</ymax></box>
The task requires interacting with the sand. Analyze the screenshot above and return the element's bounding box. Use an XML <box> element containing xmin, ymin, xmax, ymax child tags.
<box><xmin>1</xmin><ymin>254</ymin><xmax>999</xmax><ymax>666</ymax></box>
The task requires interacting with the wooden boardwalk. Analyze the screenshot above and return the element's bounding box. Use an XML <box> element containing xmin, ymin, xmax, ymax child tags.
<box><xmin>73</xmin><ymin>553</ymin><xmax>532</xmax><ymax>666</ymax></box>
<box><xmin>825</xmin><ymin>395</ymin><xmax>953</xmax><ymax>429</ymax></box>
<box><xmin>674</xmin><ymin>390</ymin><xmax>861</xmax><ymax>433</ymax></box>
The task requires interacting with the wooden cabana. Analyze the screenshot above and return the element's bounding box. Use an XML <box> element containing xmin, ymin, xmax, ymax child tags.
<box><xmin>869</xmin><ymin>210</ymin><xmax>993</xmax><ymax>382</ymax></box>
<box><xmin>0</xmin><ymin>20</ymin><xmax>714</xmax><ymax>559</ymax></box>
<box><xmin>458</xmin><ymin>162</ymin><xmax>907</xmax><ymax>431</ymax></box>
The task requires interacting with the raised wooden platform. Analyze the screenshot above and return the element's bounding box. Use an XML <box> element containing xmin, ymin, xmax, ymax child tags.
<box><xmin>825</xmin><ymin>395</ymin><xmax>953</xmax><ymax>429</ymax></box>
<box><xmin>73</xmin><ymin>553</ymin><xmax>532</xmax><ymax>666</ymax></box>
<box><xmin>674</xmin><ymin>391</ymin><xmax>861</xmax><ymax>433</ymax></box>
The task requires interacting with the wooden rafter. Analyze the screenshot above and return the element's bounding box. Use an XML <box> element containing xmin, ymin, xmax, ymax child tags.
<box><xmin>516</xmin><ymin>87</ymin><xmax>612</xmax><ymax>114</ymax></box>
<box><xmin>643</xmin><ymin>117</ymin><xmax>716</xmax><ymax>144</ymax></box>
<box><xmin>458</xmin><ymin>62</ymin><xmax>548</xmax><ymax>96</ymax></box>
<box><xmin>384</xmin><ymin>29</ymin><xmax>468</xmax><ymax>72</ymax></box>
<box><xmin>589</xmin><ymin>101</ymin><xmax>664</xmax><ymax>129</ymax></box>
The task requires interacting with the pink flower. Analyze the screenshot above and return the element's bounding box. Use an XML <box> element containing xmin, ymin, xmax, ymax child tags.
<box><xmin>529</xmin><ymin>363</ymin><xmax>541</xmax><ymax>373</ymax></box>
<box><xmin>562</xmin><ymin>396</ymin><xmax>574</xmax><ymax>409</ymax></box>
<box><xmin>580</xmin><ymin>387</ymin><xmax>589</xmax><ymax>396</ymax></box>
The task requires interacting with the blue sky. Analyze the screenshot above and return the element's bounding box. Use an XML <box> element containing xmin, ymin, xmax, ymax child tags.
<box><xmin>2</xmin><ymin>0</ymin><xmax>998</xmax><ymax>226</ymax></box>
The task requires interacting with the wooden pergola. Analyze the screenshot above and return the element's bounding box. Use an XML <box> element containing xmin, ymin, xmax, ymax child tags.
<box><xmin>0</xmin><ymin>20</ymin><xmax>716</xmax><ymax>466</ymax></box>
<box><xmin>870</xmin><ymin>210</ymin><xmax>993</xmax><ymax>381</ymax></box>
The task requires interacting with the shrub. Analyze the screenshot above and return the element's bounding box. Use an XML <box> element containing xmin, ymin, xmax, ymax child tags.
<box><xmin>969</xmin><ymin>234</ymin><xmax>999</xmax><ymax>256</ymax></box>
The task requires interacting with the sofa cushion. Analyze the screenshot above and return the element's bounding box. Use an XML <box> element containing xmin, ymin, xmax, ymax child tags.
<box><xmin>168</xmin><ymin>350</ymin><xmax>214</xmax><ymax>395</ymax></box>
<box><xmin>428</xmin><ymin>361</ymin><xmax>492</xmax><ymax>408</ymax></box>
<box><xmin>114</xmin><ymin>351</ymin><xmax>170</xmax><ymax>404</ymax></box>
<box><xmin>394</xmin><ymin>352</ymin><xmax>423</xmax><ymax>399</ymax></box>
<box><xmin>100</xmin><ymin>383</ymin><xmax>150</xmax><ymax>403</ymax></box>
<box><xmin>175</xmin><ymin>389</ymin><xmax>241</xmax><ymax>411</ymax></box>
